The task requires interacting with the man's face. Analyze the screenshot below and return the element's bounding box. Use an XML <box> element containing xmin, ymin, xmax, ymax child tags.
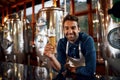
<box><xmin>63</xmin><ymin>20</ymin><xmax>80</xmax><ymax>43</ymax></box>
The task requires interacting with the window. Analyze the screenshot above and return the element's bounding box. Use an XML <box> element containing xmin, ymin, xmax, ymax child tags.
<box><xmin>78</xmin><ymin>15</ymin><xmax>88</xmax><ymax>33</ymax></box>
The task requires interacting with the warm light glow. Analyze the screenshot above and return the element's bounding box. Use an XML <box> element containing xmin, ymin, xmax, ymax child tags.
<box><xmin>97</xmin><ymin>1</ymin><xmax>100</xmax><ymax>10</ymax></box>
<box><xmin>93</xmin><ymin>19</ymin><xmax>99</xmax><ymax>23</ymax></box>
<box><xmin>53</xmin><ymin>0</ymin><xmax>57</xmax><ymax>7</ymax></box>
<box><xmin>4</xmin><ymin>17</ymin><xmax>8</xmax><ymax>22</ymax></box>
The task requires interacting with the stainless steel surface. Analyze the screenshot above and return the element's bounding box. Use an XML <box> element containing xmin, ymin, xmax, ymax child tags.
<box><xmin>0</xmin><ymin>62</ymin><xmax>50</xmax><ymax>80</ymax></box>
<box><xmin>97</xmin><ymin>0</ymin><xmax>120</xmax><ymax>75</ymax></box>
<box><xmin>34</xmin><ymin>7</ymin><xmax>64</xmax><ymax>79</ymax></box>
<box><xmin>1</xmin><ymin>13</ymin><xmax>32</xmax><ymax>64</ymax></box>
<box><xmin>35</xmin><ymin>7</ymin><xmax>64</xmax><ymax>57</ymax></box>
<box><xmin>0</xmin><ymin>7</ymin><xmax>64</xmax><ymax>78</ymax></box>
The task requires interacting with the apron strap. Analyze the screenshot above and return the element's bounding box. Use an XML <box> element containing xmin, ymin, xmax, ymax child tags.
<box><xmin>66</xmin><ymin>41</ymin><xmax>81</xmax><ymax>58</ymax></box>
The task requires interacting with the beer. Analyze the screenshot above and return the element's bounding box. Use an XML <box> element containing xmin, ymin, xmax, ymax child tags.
<box><xmin>49</xmin><ymin>36</ymin><xmax>56</xmax><ymax>53</ymax></box>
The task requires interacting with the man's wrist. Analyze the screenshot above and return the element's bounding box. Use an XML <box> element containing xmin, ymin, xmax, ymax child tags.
<box><xmin>49</xmin><ymin>55</ymin><xmax>55</xmax><ymax>61</ymax></box>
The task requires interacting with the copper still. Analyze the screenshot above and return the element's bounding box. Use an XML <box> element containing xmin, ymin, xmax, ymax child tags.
<box><xmin>97</xmin><ymin>0</ymin><xmax>120</xmax><ymax>76</ymax></box>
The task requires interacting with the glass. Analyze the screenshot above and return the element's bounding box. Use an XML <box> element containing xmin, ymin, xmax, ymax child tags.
<box><xmin>48</xmin><ymin>28</ymin><xmax>56</xmax><ymax>54</ymax></box>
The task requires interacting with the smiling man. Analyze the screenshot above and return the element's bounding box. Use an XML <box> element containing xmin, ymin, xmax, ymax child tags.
<box><xmin>44</xmin><ymin>14</ymin><xmax>96</xmax><ymax>80</ymax></box>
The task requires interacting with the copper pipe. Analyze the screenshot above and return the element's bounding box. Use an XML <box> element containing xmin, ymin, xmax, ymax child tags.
<box><xmin>87</xmin><ymin>0</ymin><xmax>93</xmax><ymax>36</ymax></box>
<box><xmin>2</xmin><ymin>9</ymin><xmax>4</xmax><ymax>26</ymax></box>
<box><xmin>42</xmin><ymin>0</ymin><xmax>44</xmax><ymax>9</ymax></box>
<box><xmin>6</xmin><ymin>7</ymin><xmax>9</xmax><ymax>19</ymax></box>
<box><xmin>53</xmin><ymin>0</ymin><xmax>57</xmax><ymax>7</ymax></box>
<box><xmin>23</xmin><ymin>2</ymin><xmax>26</xmax><ymax>19</ymax></box>
<box><xmin>70</xmin><ymin>0</ymin><xmax>75</xmax><ymax>15</ymax></box>
<box><xmin>32</xmin><ymin>0</ymin><xmax>35</xmax><ymax>45</ymax></box>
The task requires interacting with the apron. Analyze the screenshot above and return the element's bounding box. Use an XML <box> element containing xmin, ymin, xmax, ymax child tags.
<box><xmin>66</xmin><ymin>41</ymin><xmax>85</xmax><ymax>67</ymax></box>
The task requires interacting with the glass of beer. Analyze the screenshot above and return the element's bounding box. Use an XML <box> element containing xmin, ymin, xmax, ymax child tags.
<box><xmin>48</xmin><ymin>29</ymin><xmax>56</xmax><ymax>54</ymax></box>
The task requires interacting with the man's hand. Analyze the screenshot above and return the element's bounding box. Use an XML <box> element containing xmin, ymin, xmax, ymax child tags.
<box><xmin>44</xmin><ymin>43</ymin><xmax>55</xmax><ymax>60</ymax></box>
<box><xmin>44</xmin><ymin>43</ymin><xmax>61</xmax><ymax>71</ymax></box>
<box><xmin>65</xmin><ymin>64</ymin><xmax>76</xmax><ymax>73</ymax></box>
<box><xmin>68</xmin><ymin>66</ymin><xmax>76</xmax><ymax>73</ymax></box>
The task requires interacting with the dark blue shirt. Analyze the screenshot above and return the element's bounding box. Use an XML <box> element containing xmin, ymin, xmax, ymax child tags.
<box><xmin>57</xmin><ymin>32</ymin><xmax>96</xmax><ymax>76</ymax></box>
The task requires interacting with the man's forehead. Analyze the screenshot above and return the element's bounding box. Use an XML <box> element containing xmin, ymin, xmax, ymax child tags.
<box><xmin>64</xmin><ymin>21</ymin><xmax>77</xmax><ymax>25</ymax></box>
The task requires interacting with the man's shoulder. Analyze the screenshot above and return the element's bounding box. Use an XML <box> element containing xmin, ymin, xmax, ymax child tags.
<box><xmin>79</xmin><ymin>32</ymin><xmax>89</xmax><ymax>36</ymax></box>
<box><xmin>59</xmin><ymin>37</ymin><xmax>67</xmax><ymax>43</ymax></box>
<box><xmin>79</xmin><ymin>32</ymin><xmax>93</xmax><ymax>42</ymax></box>
<box><xmin>57</xmin><ymin>38</ymin><xmax>67</xmax><ymax>49</ymax></box>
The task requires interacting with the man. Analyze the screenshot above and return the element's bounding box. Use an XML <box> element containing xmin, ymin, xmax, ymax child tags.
<box><xmin>44</xmin><ymin>14</ymin><xmax>96</xmax><ymax>80</ymax></box>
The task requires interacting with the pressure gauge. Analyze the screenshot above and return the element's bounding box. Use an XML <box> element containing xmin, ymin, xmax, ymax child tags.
<box><xmin>108</xmin><ymin>27</ymin><xmax>120</xmax><ymax>49</ymax></box>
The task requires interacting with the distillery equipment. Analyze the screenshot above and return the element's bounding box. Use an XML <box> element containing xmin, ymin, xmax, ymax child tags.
<box><xmin>34</xmin><ymin>6</ymin><xmax>64</xmax><ymax>79</ymax></box>
<box><xmin>1</xmin><ymin>13</ymin><xmax>32</xmax><ymax>64</ymax></box>
<box><xmin>97</xmin><ymin>0</ymin><xmax>120</xmax><ymax>76</ymax></box>
<box><xmin>0</xmin><ymin>5</ymin><xmax>64</xmax><ymax>79</ymax></box>
<box><xmin>0</xmin><ymin>13</ymin><xmax>33</xmax><ymax>80</ymax></box>
<box><xmin>35</xmin><ymin>7</ymin><xmax>64</xmax><ymax>56</ymax></box>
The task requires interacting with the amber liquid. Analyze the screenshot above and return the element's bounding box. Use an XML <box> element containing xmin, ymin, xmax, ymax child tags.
<box><xmin>49</xmin><ymin>36</ymin><xmax>56</xmax><ymax>53</ymax></box>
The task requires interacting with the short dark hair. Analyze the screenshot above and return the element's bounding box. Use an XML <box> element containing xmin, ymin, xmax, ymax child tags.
<box><xmin>63</xmin><ymin>14</ymin><xmax>79</xmax><ymax>27</ymax></box>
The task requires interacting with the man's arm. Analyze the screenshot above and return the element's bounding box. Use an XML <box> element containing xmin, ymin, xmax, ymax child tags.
<box><xmin>44</xmin><ymin>43</ymin><xmax>61</xmax><ymax>71</ymax></box>
<box><xmin>76</xmin><ymin>36</ymin><xmax>96</xmax><ymax>76</ymax></box>
<box><xmin>49</xmin><ymin>54</ymin><xmax>61</xmax><ymax>71</ymax></box>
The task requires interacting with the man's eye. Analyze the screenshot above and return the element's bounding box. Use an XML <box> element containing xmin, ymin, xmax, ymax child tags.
<box><xmin>71</xmin><ymin>26</ymin><xmax>76</xmax><ymax>30</ymax></box>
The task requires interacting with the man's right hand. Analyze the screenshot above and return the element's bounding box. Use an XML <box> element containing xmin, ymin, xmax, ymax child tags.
<box><xmin>44</xmin><ymin>43</ymin><xmax>61</xmax><ymax>71</ymax></box>
<box><xmin>44</xmin><ymin>43</ymin><xmax>55</xmax><ymax>60</ymax></box>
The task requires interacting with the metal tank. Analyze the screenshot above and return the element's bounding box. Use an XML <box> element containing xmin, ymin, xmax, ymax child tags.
<box><xmin>1</xmin><ymin>13</ymin><xmax>31</xmax><ymax>64</ymax></box>
<box><xmin>35</xmin><ymin>7</ymin><xmax>64</xmax><ymax>57</ymax></box>
<box><xmin>34</xmin><ymin>7</ymin><xmax>64</xmax><ymax>79</ymax></box>
<box><xmin>1</xmin><ymin>13</ymin><xmax>33</xmax><ymax>80</ymax></box>
<box><xmin>97</xmin><ymin>0</ymin><xmax>120</xmax><ymax>76</ymax></box>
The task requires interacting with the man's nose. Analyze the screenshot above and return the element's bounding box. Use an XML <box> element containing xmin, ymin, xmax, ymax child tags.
<box><xmin>68</xmin><ymin>28</ymin><xmax>73</xmax><ymax>33</ymax></box>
